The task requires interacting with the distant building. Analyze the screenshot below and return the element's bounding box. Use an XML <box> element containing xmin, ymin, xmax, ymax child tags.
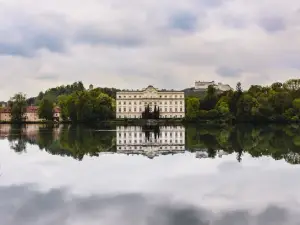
<box><xmin>0</xmin><ymin>102</ymin><xmax>7</xmax><ymax>108</ymax></box>
<box><xmin>0</xmin><ymin>107</ymin><xmax>11</xmax><ymax>122</ymax></box>
<box><xmin>116</xmin><ymin>85</ymin><xmax>185</xmax><ymax>119</ymax></box>
<box><xmin>194</xmin><ymin>81</ymin><xmax>232</xmax><ymax>92</ymax></box>
<box><xmin>25</xmin><ymin>106</ymin><xmax>42</xmax><ymax>122</ymax></box>
<box><xmin>0</xmin><ymin>106</ymin><xmax>61</xmax><ymax>122</ymax></box>
<box><xmin>195</xmin><ymin>81</ymin><xmax>216</xmax><ymax>90</ymax></box>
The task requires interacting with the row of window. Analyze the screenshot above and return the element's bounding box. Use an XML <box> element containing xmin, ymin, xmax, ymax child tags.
<box><xmin>117</xmin><ymin>101</ymin><xmax>183</xmax><ymax>105</ymax></box>
<box><xmin>118</xmin><ymin>94</ymin><xmax>184</xmax><ymax>99</ymax></box>
<box><xmin>118</xmin><ymin>115</ymin><xmax>184</xmax><ymax>118</ymax></box>
<box><xmin>118</xmin><ymin>107</ymin><xmax>183</xmax><ymax>112</ymax></box>
<box><xmin>118</xmin><ymin>132</ymin><xmax>184</xmax><ymax>138</ymax></box>
<box><xmin>118</xmin><ymin>146</ymin><xmax>185</xmax><ymax>150</ymax></box>
<box><xmin>118</xmin><ymin>139</ymin><xmax>184</xmax><ymax>144</ymax></box>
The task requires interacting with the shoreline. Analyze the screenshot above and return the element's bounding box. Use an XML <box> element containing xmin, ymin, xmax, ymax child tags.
<box><xmin>0</xmin><ymin>119</ymin><xmax>299</xmax><ymax>126</ymax></box>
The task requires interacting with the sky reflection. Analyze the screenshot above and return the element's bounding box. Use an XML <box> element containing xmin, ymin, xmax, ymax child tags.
<box><xmin>1</xmin><ymin>139</ymin><xmax>300</xmax><ymax>224</ymax></box>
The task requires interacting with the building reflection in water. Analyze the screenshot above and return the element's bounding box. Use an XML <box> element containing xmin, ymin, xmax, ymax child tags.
<box><xmin>116</xmin><ymin>126</ymin><xmax>185</xmax><ymax>158</ymax></box>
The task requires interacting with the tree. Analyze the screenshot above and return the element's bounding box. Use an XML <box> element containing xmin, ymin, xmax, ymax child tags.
<box><xmin>10</xmin><ymin>93</ymin><xmax>27</xmax><ymax>122</ymax></box>
<box><xmin>293</xmin><ymin>98</ymin><xmax>300</xmax><ymax>109</ymax></box>
<box><xmin>271</xmin><ymin>82</ymin><xmax>283</xmax><ymax>91</ymax></box>
<box><xmin>236</xmin><ymin>94</ymin><xmax>259</xmax><ymax>121</ymax></box>
<box><xmin>38</xmin><ymin>99</ymin><xmax>54</xmax><ymax>121</ymax></box>
<box><xmin>186</xmin><ymin>97</ymin><xmax>200</xmax><ymax>121</ymax></box>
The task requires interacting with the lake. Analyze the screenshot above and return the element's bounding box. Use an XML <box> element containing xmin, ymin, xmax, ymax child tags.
<box><xmin>1</xmin><ymin>123</ymin><xmax>300</xmax><ymax>224</ymax></box>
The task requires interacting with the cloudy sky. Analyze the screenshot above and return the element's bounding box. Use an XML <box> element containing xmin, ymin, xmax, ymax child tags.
<box><xmin>0</xmin><ymin>0</ymin><xmax>300</xmax><ymax>99</ymax></box>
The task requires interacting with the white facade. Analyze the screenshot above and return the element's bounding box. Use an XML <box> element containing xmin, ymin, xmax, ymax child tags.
<box><xmin>194</xmin><ymin>81</ymin><xmax>232</xmax><ymax>92</ymax></box>
<box><xmin>116</xmin><ymin>126</ymin><xmax>185</xmax><ymax>158</ymax></box>
<box><xmin>195</xmin><ymin>81</ymin><xmax>215</xmax><ymax>90</ymax></box>
<box><xmin>116</xmin><ymin>85</ymin><xmax>185</xmax><ymax>119</ymax></box>
<box><xmin>216</xmin><ymin>83</ymin><xmax>232</xmax><ymax>92</ymax></box>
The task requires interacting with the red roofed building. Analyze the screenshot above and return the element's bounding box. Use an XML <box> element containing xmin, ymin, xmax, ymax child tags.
<box><xmin>0</xmin><ymin>107</ymin><xmax>11</xmax><ymax>122</ymax></box>
<box><xmin>0</xmin><ymin>106</ymin><xmax>61</xmax><ymax>122</ymax></box>
<box><xmin>25</xmin><ymin>106</ymin><xmax>41</xmax><ymax>122</ymax></box>
<box><xmin>53</xmin><ymin>107</ymin><xmax>61</xmax><ymax>122</ymax></box>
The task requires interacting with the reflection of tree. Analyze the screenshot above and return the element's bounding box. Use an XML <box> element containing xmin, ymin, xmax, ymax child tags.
<box><xmin>4</xmin><ymin>123</ymin><xmax>300</xmax><ymax>165</ymax></box>
<box><xmin>186</xmin><ymin>124</ymin><xmax>300</xmax><ymax>165</ymax></box>
<box><xmin>6</xmin><ymin>124</ymin><xmax>117</xmax><ymax>161</ymax></box>
<box><xmin>142</xmin><ymin>125</ymin><xmax>160</xmax><ymax>141</ymax></box>
<box><xmin>7</xmin><ymin>125</ymin><xmax>28</xmax><ymax>153</ymax></box>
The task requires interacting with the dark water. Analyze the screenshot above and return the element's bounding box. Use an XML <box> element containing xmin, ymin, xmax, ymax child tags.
<box><xmin>1</xmin><ymin>124</ymin><xmax>300</xmax><ymax>224</ymax></box>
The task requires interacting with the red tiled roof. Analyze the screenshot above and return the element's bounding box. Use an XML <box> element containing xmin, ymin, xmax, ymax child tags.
<box><xmin>0</xmin><ymin>106</ymin><xmax>61</xmax><ymax>114</ymax></box>
<box><xmin>53</xmin><ymin>107</ymin><xmax>61</xmax><ymax>113</ymax></box>
<box><xmin>26</xmin><ymin>106</ymin><xmax>38</xmax><ymax>113</ymax></box>
<box><xmin>0</xmin><ymin>107</ymin><xmax>11</xmax><ymax>113</ymax></box>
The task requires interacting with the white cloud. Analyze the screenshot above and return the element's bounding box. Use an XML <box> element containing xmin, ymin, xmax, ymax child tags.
<box><xmin>0</xmin><ymin>0</ymin><xmax>300</xmax><ymax>99</ymax></box>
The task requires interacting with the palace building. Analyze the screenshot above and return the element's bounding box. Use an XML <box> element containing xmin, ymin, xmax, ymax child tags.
<box><xmin>116</xmin><ymin>85</ymin><xmax>185</xmax><ymax>119</ymax></box>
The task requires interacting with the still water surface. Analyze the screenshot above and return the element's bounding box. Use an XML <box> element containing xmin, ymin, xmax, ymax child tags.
<box><xmin>1</xmin><ymin>124</ymin><xmax>300</xmax><ymax>224</ymax></box>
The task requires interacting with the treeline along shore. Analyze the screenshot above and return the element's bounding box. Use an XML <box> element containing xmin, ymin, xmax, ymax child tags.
<box><xmin>1</xmin><ymin>79</ymin><xmax>300</xmax><ymax>124</ymax></box>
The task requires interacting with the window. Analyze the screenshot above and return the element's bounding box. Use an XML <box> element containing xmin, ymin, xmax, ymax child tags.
<box><xmin>165</xmin><ymin>108</ymin><xmax>167</xmax><ymax>112</ymax></box>
<box><xmin>134</xmin><ymin>102</ymin><xmax>136</xmax><ymax>105</ymax></box>
<box><xmin>119</xmin><ymin>133</ymin><xmax>121</xmax><ymax>137</ymax></box>
<box><xmin>170</xmin><ymin>101</ymin><xmax>172</xmax><ymax>104</ymax></box>
<box><xmin>119</xmin><ymin>108</ymin><xmax>121</xmax><ymax>112</ymax></box>
<box><xmin>134</xmin><ymin>108</ymin><xmax>136</xmax><ymax>112</ymax></box>
<box><xmin>175</xmin><ymin>108</ymin><xmax>177</xmax><ymax>112</ymax></box>
<box><xmin>180</xmin><ymin>108</ymin><xmax>182</xmax><ymax>112</ymax></box>
<box><xmin>175</xmin><ymin>95</ymin><xmax>177</xmax><ymax>98</ymax></box>
<box><xmin>129</xmin><ymin>108</ymin><xmax>131</xmax><ymax>112</ymax></box>
<box><xmin>165</xmin><ymin>102</ymin><xmax>167</xmax><ymax>105</ymax></box>
<box><xmin>129</xmin><ymin>102</ymin><xmax>131</xmax><ymax>105</ymax></box>
<box><xmin>134</xmin><ymin>96</ymin><xmax>136</xmax><ymax>98</ymax></box>
<box><xmin>124</xmin><ymin>102</ymin><xmax>126</xmax><ymax>105</ymax></box>
<box><xmin>124</xmin><ymin>108</ymin><xmax>126</xmax><ymax>112</ymax></box>
<box><xmin>170</xmin><ymin>108</ymin><xmax>172</xmax><ymax>112</ymax></box>
<box><xmin>119</xmin><ymin>96</ymin><xmax>121</xmax><ymax>98</ymax></box>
